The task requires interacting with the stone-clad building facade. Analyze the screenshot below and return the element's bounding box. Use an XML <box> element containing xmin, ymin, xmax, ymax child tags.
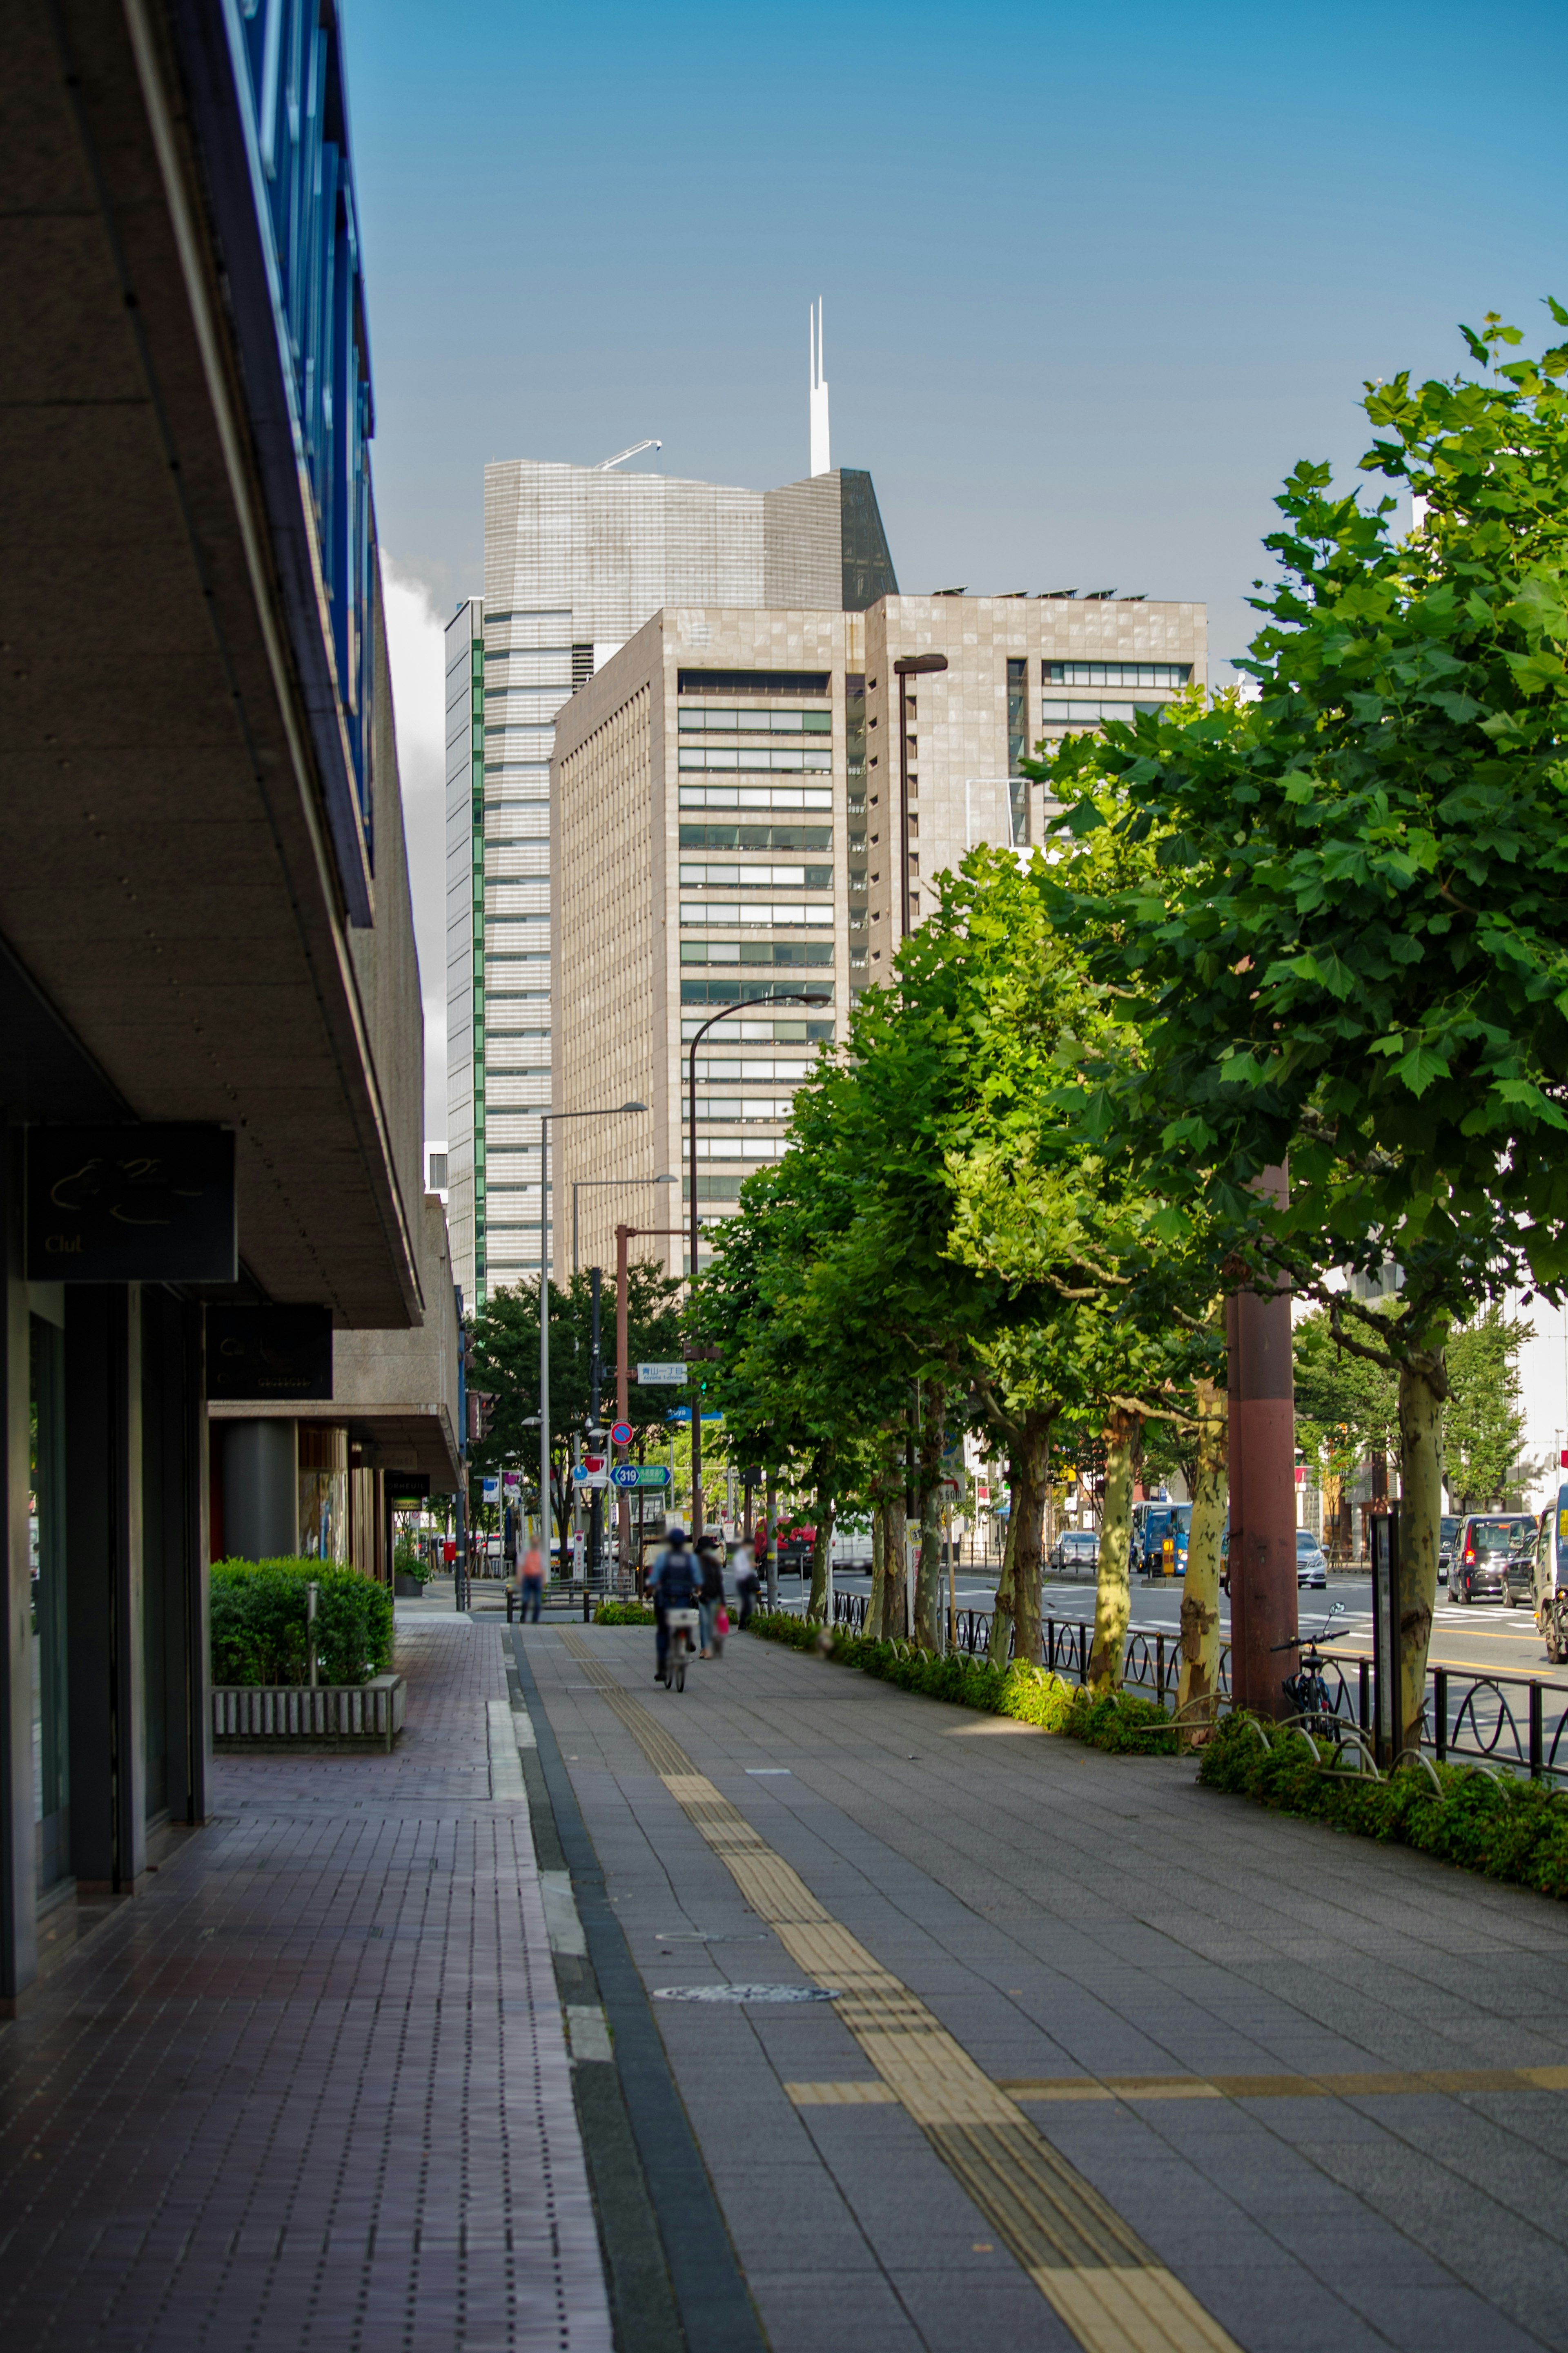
<box><xmin>550</xmin><ymin>595</ymin><xmax>1205</xmax><ymax>1285</ymax></box>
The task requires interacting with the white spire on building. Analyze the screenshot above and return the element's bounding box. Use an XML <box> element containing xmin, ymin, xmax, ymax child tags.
<box><xmin>809</xmin><ymin>297</ymin><xmax>831</xmax><ymax>477</ymax></box>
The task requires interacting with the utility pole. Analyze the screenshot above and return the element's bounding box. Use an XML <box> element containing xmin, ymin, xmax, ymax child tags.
<box><xmin>588</xmin><ymin>1265</ymin><xmax>603</xmax><ymax>1588</ymax></box>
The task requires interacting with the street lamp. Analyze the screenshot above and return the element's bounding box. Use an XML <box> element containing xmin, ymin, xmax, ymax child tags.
<box><xmin>572</xmin><ymin>1173</ymin><xmax>676</xmax><ymax>1276</ymax></box>
<box><xmin>539</xmin><ymin>1102</ymin><xmax>646</xmax><ymax>1573</ymax></box>
<box><xmin>685</xmin><ymin>992</ymin><xmax>830</xmax><ymax>1540</ymax></box>
<box><xmin>894</xmin><ymin>652</ymin><xmax>948</xmax><ymax>941</ymax></box>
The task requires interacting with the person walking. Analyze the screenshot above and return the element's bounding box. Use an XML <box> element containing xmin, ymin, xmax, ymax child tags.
<box><xmin>731</xmin><ymin>1535</ymin><xmax>759</xmax><ymax>1629</ymax></box>
<box><xmin>516</xmin><ymin>1537</ymin><xmax>544</xmax><ymax>1624</ymax></box>
<box><xmin>648</xmin><ymin>1524</ymin><xmax>698</xmax><ymax>1684</ymax></box>
<box><xmin>696</xmin><ymin>1530</ymin><xmax>726</xmax><ymax>1657</ymax></box>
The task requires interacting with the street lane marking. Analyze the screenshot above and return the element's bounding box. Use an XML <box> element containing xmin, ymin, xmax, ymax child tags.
<box><xmin>560</xmin><ymin>1630</ymin><xmax>1242</xmax><ymax>2353</ymax></box>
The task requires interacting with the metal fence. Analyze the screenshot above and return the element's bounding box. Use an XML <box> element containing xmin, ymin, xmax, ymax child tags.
<box><xmin>827</xmin><ymin>1590</ymin><xmax>1568</xmax><ymax>1783</ymax></box>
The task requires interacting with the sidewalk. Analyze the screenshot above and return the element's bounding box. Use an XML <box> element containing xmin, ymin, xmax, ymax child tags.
<box><xmin>0</xmin><ymin>1613</ymin><xmax>610</xmax><ymax>2353</ymax></box>
<box><xmin>522</xmin><ymin>1621</ymin><xmax>1568</xmax><ymax>2353</ymax></box>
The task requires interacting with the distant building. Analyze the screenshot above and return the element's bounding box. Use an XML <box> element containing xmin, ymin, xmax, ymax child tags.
<box><xmin>548</xmin><ymin>593</ymin><xmax>1207</xmax><ymax>1283</ymax></box>
<box><xmin>445</xmin><ymin>457</ymin><xmax>896</xmax><ymax>1304</ymax></box>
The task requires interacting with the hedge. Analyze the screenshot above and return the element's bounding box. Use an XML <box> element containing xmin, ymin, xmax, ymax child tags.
<box><xmin>210</xmin><ymin>1559</ymin><xmax>395</xmax><ymax>1688</ymax></box>
<box><xmin>746</xmin><ymin>1610</ymin><xmax>1178</xmax><ymax>1755</ymax></box>
<box><xmin>592</xmin><ymin>1599</ymin><xmax>657</xmax><ymax>1626</ymax></box>
<box><xmin>1197</xmin><ymin>1711</ymin><xmax>1568</xmax><ymax>1901</ymax></box>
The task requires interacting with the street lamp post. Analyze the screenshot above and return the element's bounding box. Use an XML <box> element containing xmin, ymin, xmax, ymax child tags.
<box><xmin>685</xmin><ymin>990</ymin><xmax>830</xmax><ymax>1541</ymax></box>
<box><xmin>894</xmin><ymin>653</ymin><xmax>948</xmax><ymax>941</ymax></box>
<box><xmin>539</xmin><ymin>1102</ymin><xmax>646</xmax><ymax>1579</ymax></box>
<box><xmin>572</xmin><ymin>1173</ymin><xmax>676</xmax><ymax>1278</ymax></box>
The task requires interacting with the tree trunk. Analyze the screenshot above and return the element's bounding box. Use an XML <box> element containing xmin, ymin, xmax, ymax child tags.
<box><xmin>1089</xmin><ymin>1408</ymin><xmax>1138</xmax><ymax>1692</ymax></box>
<box><xmin>1398</xmin><ymin>1340</ymin><xmax>1447</xmax><ymax>1761</ymax></box>
<box><xmin>1177</xmin><ymin>1378</ymin><xmax>1227</xmax><ymax>1742</ymax></box>
<box><xmin>1011</xmin><ymin>1415</ymin><xmax>1052</xmax><ymax>1666</ymax></box>
<box><xmin>867</xmin><ymin>1506</ymin><xmax>887</xmax><ymax>1640</ymax></box>
<box><xmin>987</xmin><ymin>1482</ymin><xmax>1018</xmax><ymax>1666</ymax></box>
<box><xmin>807</xmin><ymin>1460</ymin><xmax>835</xmax><ymax>1624</ymax></box>
<box><xmin>913</xmin><ymin>1388</ymin><xmax>945</xmax><ymax>1649</ymax></box>
<box><xmin>884</xmin><ymin>1494</ymin><xmax>909</xmax><ymax>1640</ymax></box>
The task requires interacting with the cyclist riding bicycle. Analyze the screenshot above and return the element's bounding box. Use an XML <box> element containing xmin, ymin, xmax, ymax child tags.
<box><xmin>648</xmin><ymin>1524</ymin><xmax>699</xmax><ymax>1684</ymax></box>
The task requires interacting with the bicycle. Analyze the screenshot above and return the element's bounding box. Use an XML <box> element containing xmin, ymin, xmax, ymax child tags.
<box><xmin>1272</xmin><ymin>1606</ymin><xmax>1346</xmax><ymax>1736</ymax></box>
<box><xmin>662</xmin><ymin>1607</ymin><xmax>699</xmax><ymax>1693</ymax></box>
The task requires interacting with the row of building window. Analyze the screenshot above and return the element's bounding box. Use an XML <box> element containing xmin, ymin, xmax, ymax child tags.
<box><xmin>679</xmin><ymin>824</ymin><xmax>831</xmax><ymax>852</ymax></box>
<box><xmin>1042</xmin><ymin>662</ymin><xmax>1190</xmax><ymax>687</ymax></box>
<box><xmin>681</xmin><ymin>901</ymin><xmax>834</xmax><ymax>928</ymax></box>
<box><xmin>679</xmin><ymin>1017</ymin><xmax>835</xmax><ymax>1043</ymax></box>
<box><xmin>680</xmin><ymin>979</ymin><xmax>835</xmax><ymax>1006</ymax></box>
<box><xmin>679</xmin><ymin>941</ymin><xmax>833</xmax><ymax>967</ymax></box>
<box><xmin>678</xmin><ymin>747</ymin><xmax>833</xmax><ymax>774</ymax></box>
<box><xmin>680</xmin><ymin>863</ymin><xmax>833</xmax><ymax>889</ymax></box>
<box><xmin>678</xmin><ymin>706</ymin><xmax>832</xmax><ymax>734</ymax></box>
<box><xmin>677</xmin><ymin>785</ymin><xmax>833</xmax><ymax>811</ymax></box>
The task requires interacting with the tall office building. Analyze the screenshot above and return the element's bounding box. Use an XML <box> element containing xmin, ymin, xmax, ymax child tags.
<box><xmin>445</xmin><ymin>456</ymin><xmax>896</xmax><ymax>1303</ymax></box>
<box><xmin>549</xmin><ymin>593</ymin><xmax>1206</xmax><ymax>1285</ymax></box>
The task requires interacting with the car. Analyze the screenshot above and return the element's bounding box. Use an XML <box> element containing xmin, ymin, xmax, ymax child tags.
<box><xmin>1437</xmin><ymin>1514</ymin><xmax>1461</xmax><ymax>1586</ymax></box>
<box><xmin>1296</xmin><ymin>1528</ymin><xmax>1328</xmax><ymax>1588</ymax></box>
<box><xmin>1131</xmin><ymin>1502</ymin><xmax>1191</xmax><ymax>1579</ymax></box>
<box><xmin>1503</xmin><ymin>1510</ymin><xmax>1550</xmax><ymax>1615</ymax></box>
<box><xmin>1452</xmin><ymin>1512</ymin><xmax>1537</xmax><ymax>1604</ymax></box>
<box><xmin>1049</xmin><ymin>1529</ymin><xmax>1100</xmax><ymax>1575</ymax></box>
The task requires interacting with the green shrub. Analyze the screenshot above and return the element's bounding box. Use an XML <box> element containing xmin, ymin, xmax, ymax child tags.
<box><xmin>592</xmin><ymin>1599</ymin><xmax>656</xmax><ymax>1626</ymax></box>
<box><xmin>392</xmin><ymin>1541</ymin><xmax>430</xmax><ymax>1584</ymax></box>
<box><xmin>210</xmin><ymin>1559</ymin><xmax>394</xmax><ymax>1688</ymax></box>
<box><xmin>1197</xmin><ymin>1712</ymin><xmax>1568</xmax><ymax>1900</ymax></box>
<box><xmin>745</xmin><ymin>1612</ymin><xmax>1177</xmax><ymax>1756</ymax></box>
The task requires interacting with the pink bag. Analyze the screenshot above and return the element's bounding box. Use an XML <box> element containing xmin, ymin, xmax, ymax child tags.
<box><xmin>716</xmin><ymin>1607</ymin><xmax>730</xmax><ymax>1637</ymax></box>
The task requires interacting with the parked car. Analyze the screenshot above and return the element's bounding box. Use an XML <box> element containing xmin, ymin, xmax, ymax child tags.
<box><xmin>1452</xmin><ymin>1512</ymin><xmax>1537</xmax><ymax>1604</ymax></box>
<box><xmin>1296</xmin><ymin>1529</ymin><xmax>1328</xmax><ymax>1588</ymax></box>
<box><xmin>1504</xmin><ymin>1511</ymin><xmax>1550</xmax><ymax>1614</ymax></box>
<box><xmin>1049</xmin><ymin>1529</ymin><xmax>1100</xmax><ymax>1575</ymax></box>
<box><xmin>1437</xmin><ymin>1514</ymin><xmax>1461</xmax><ymax>1586</ymax></box>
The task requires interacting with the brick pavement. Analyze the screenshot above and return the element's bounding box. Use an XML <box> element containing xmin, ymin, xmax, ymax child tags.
<box><xmin>0</xmin><ymin>1615</ymin><xmax>611</xmax><ymax>2353</ymax></box>
<box><xmin>526</xmin><ymin>1621</ymin><xmax>1568</xmax><ymax>2353</ymax></box>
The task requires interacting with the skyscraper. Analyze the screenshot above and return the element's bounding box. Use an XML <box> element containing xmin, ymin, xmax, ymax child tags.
<box><xmin>445</xmin><ymin>451</ymin><xmax>897</xmax><ymax>1304</ymax></box>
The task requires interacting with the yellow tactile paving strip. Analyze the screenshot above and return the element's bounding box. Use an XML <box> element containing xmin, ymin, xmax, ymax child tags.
<box><xmin>559</xmin><ymin>1632</ymin><xmax>1241</xmax><ymax>2353</ymax></box>
<box><xmin>788</xmin><ymin>2066</ymin><xmax>1568</xmax><ymax>2107</ymax></box>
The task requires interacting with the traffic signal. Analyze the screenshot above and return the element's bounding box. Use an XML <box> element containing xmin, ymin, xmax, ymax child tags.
<box><xmin>468</xmin><ymin>1390</ymin><xmax>497</xmax><ymax>1442</ymax></box>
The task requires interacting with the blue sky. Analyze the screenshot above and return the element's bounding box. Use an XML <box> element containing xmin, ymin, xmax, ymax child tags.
<box><xmin>352</xmin><ymin>0</ymin><xmax>1568</xmax><ymax>660</ymax></box>
<box><xmin>356</xmin><ymin>0</ymin><xmax>1568</xmax><ymax>1141</ymax></box>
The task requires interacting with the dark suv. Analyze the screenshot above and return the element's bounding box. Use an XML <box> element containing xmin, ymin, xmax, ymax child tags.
<box><xmin>1452</xmin><ymin>1513</ymin><xmax>1537</xmax><ymax>1604</ymax></box>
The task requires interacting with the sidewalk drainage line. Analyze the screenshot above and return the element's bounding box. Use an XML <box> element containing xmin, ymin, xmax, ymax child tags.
<box><xmin>510</xmin><ymin>1628</ymin><xmax>766</xmax><ymax>2353</ymax></box>
<box><xmin>559</xmin><ymin>1628</ymin><xmax>1245</xmax><ymax>2353</ymax></box>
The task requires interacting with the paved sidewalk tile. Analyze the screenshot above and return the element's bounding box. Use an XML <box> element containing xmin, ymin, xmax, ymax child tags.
<box><xmin>527</xmin><ymin>1624</ymin><xmax>1568</xmax><ymax>2353</ymax></box>
<box><xmin>0</xmin><ymin>1618</ymin><xmax>611</xmax><ymax>2353</ymax></box>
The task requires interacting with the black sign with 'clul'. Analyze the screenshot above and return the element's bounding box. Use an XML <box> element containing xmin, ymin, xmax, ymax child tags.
<box><xmin>207</xmin><ymin>1304</ymin><xmax>333</xmax><ymax>1400</ymax></box>
<box><xmin>26</xmin><ymin>1125</ymin><xmax>237</xmax><ymax>1283</ymax></box>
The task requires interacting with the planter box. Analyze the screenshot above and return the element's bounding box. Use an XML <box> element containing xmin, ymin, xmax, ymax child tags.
<box><xmin>394</xmin><ymin>1575</ymin><xmax>426</xmax><ymax>1598</ymax></box>
<box><xmin>212</xmin><ymin>1673</ymin><xmax>406</xmax><ymax>1751</ymax></box>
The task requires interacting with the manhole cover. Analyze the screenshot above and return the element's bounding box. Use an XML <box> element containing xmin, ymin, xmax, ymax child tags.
<box><xmin>654</xmin><ymin>1983</ymin><xmax>840</xmax><ymax>2005</ymax></box>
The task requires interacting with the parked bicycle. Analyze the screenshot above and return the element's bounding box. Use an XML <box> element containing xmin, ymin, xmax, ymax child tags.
<box><xmin>1272</xmin><ymin>1607</ymin><xmax>1346</xmax><ymax>1735</ymax></box>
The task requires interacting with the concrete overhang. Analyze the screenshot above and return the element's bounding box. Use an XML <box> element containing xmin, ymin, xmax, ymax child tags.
<box><xmin>0</xmin><ymin>0</ymin><xmax>425</xmax><ymax>1328</ymax></box>
<box><xmin>208</xmin><ymin>1201</ymin><xmax>462</xmax><ymax>1489</ymax></box>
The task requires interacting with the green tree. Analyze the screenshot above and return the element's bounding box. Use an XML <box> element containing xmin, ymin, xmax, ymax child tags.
<box><xmin>469</xmin><ymin>1265</ymin><xmax>684</xmax><ymax>1541</ymax></box>
<box><xmin>1446</xmin><ymin>1306</ymin><xmax>1531</xmax><ymax>1508</ymax></box>
<box><xmin>1042</xmin><ymin>309</ymin><xmax>1568</xmax><ymax>1753</ymax></box>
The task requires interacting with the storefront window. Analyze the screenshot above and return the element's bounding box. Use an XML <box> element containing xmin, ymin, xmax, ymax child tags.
<box><xmin>298</xmin><ymin>1423</ymin><xmax>348</xmax><ymax>1562</ymax></box>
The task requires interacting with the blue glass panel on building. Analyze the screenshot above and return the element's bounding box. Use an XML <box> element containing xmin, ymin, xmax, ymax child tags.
<box><xmin>212</xmin><ymin>0</ymin><xmax>377</xmax><ymax>916</ymax></box>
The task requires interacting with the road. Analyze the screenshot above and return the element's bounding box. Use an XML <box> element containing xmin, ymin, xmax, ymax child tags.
<box><xmin>801</xmin><ymin>1566</ymin><xmax>1561</xmax><ymax>1685</ymax></box>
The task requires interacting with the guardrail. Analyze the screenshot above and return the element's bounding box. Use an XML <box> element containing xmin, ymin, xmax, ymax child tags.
<box><xmin>828</xmin><ymin>1591</ymin><xmax>1568</xmax><ymax>1782</ymax></box>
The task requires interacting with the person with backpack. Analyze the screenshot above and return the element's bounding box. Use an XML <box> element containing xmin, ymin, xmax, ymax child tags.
<box><xmin>648</xmin><ymin>1524</ymin><xmax>699</xmax><ymax>1683</ymax></box>
<box><xmin>515</xmin><ymin>1537</ymin><xmax>544</xmax><ymax>1624</ymax></box>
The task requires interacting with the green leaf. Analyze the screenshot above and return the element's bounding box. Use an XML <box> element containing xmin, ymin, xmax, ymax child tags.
<box><xmin>1390</xmin><ymin>1042</ymin><xmax>1451</xmax><ymax>1097</ymax></box>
